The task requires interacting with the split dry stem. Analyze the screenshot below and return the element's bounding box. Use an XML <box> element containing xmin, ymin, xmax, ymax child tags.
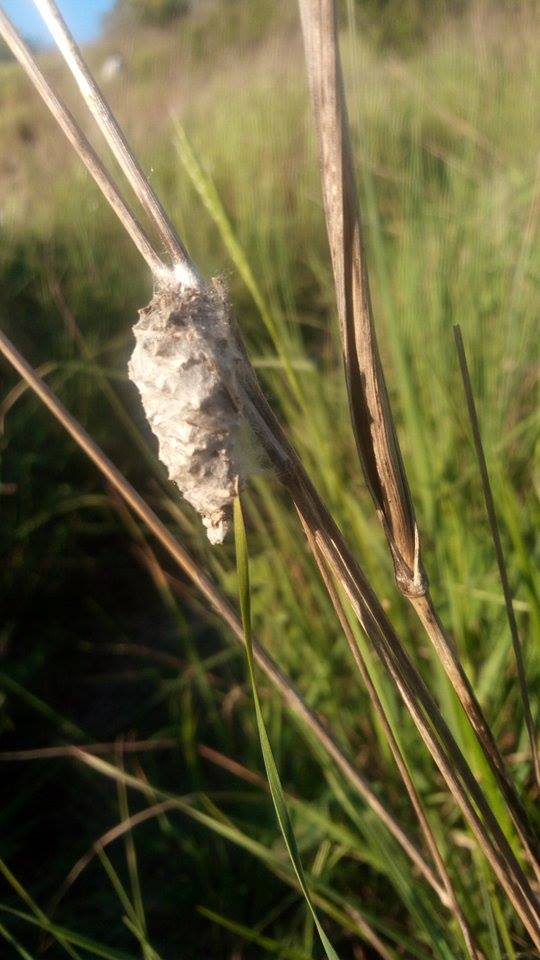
<box><xmin>297</xmin><ymin>0</ymin><xmax>539</xmax><ymax>879</ymax></box>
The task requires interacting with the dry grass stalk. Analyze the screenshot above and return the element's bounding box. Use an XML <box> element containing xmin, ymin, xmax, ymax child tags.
<box><xmin>0</xmin><ymin>740</ymin><xmax>179</xmax><ymax>761</ymax></box>
<box><xmin>0</xmin><ymin>10</ymin><xmax>164</xmax><ymax>278</ymax></box>
<box><xmin>454</xmin><ymin>324</ymin><xmax>540</xmax><ymax>790</ymax></box>
<box><xmin>297</xmin><ymin>0</ymin><xmax>424</xmax><ymax>600</ymax></box>
<box><xmin>300</xmin><ymin>519</ymin><xmax>480</xmax><ymax>959</ymax></box>
<box><xmin>297</xmin><ymin>0</ymin><xmax>539</xmax><ymax>879</ymax></box>
<box><xmin>412</xmin><ymin>589</ymin><xmax>540</xmax><ymax>880</ymax></box>
<box><xmin>242</xmin><ymin>372</ymin><xmax>540</xmax><ymax>946</ymax></box>
<box><xmin>32</xmin><ymin>0</ymin><xmax>198</xmax><ymax>282</ymax></box>
<box><xmin>0</xmin><ymin>327</ymin><xmax>443</xmax><ymax>904</ymax></box>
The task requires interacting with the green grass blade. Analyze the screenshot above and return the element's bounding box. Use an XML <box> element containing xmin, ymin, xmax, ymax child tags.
<box><xmin>234</xmin><ymin>495</ymin><xmax>340</xmax><ymax>960</ymax></box>
<box><xmin>175</xmin><ymin>124</ymin><xmax>303</xmax><ymax>405</ymax></box>
<box><xmin>198</xmin><ymin>906</ymin><xmax>311</xmax><ymax>960</ymax></box>
<box><xmin>0</xmin><ymin>920</ymin><xmax>35</xmax><ymax>960</ymax></box>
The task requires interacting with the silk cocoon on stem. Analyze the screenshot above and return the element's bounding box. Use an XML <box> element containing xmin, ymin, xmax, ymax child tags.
<box><xmin>129</xmin><ymin>278</ymin><xmax>247</xmax><ymax>544</ymax></box>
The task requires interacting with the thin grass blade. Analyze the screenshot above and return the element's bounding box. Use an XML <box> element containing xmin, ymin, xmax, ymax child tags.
<box><xmin>234</xmin><ymin>495</ymin><xmax>341</xmax><ymax>960</ymax></box>
<box><xmin>454</xmin><ymin>323</ymin><xmax>539</xmax><ymax>789</ymax></box>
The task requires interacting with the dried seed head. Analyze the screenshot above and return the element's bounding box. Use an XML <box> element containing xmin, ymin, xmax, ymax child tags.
<box><xmin>129</xmin><ymin>277</ymin><xmax>246</xmax><ymax>544</ymax></box>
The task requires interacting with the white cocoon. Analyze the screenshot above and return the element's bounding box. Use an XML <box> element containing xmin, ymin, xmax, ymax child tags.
<box><xmin>129</xmin><ymin>279</ymin><xmax>244</xmax><ymax>544</ymax></box>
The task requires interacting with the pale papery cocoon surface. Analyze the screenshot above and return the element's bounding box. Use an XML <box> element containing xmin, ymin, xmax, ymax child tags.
<box><xmin>128</xmin><ymin>277</ymin><xmax>247</xmax><ymax>544</ymax></box>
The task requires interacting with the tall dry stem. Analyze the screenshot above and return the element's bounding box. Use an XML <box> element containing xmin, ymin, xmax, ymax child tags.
<box><xmin>297</xmin><ymin>0</ymin><xmax>539</xmax><ymax>878</ymax></box>
<box><xmin>33</xmin><ymin>0</ymin><xmax>197</xmax><ymax>280</ymax></box>
<box><xmin>301</xmin><ymin>520</ymin><xmax>480</xmax><ymax>960</ymax></box>
<box><xmin>242</xmin><ymin>367</ymin><xmax>540</xmax><ymax>948</ymax></box>
<box><xmin>0</xmin><ymin>9</ymin><xmax>164</xmax><ymax>277</ymax></box>
<box><xmin>298</xmin><ymin>0</ymin><xmax>424</xmax><ymax>599</ymax></box>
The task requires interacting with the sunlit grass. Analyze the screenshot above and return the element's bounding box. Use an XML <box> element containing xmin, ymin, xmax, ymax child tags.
<box><xmin>0</xmin><ymin>4</ymin><xmax>538</xmax><ymax>957</ymax></box>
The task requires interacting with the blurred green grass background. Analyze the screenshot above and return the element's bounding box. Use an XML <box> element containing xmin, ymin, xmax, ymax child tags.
<box><xmin>0</xmin><ymin>1</ymin><xmax>538</xmax><ymax>957</ymax></box>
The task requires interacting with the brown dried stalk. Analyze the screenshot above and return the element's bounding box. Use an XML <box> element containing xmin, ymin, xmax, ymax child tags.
<box><xmin>32</xmin><ymin>0</ymin><xmax>198</xmax><ymax>280</ymax></box>
<box><xmin>297</xmin><ymin>0</ymin><xmax>539</xmax><ymax>879</ymax></box>
<box><xmin>297</xmin><ymin>0</ymin><xmax>424</xmax><ymax>600</ymax></box>
<box><xmin>0</xmin><ymin>10</ymin><xmax>164</xmax><ymax>278</ymax></box>
<box><xmin>0</xmin><ymin>328</ymin><xmax>443</xmax><ymax>905</ymax></box>
<box><xmin>0</xmin><ymin>741</ymin><xmax>178</xmax><ymax>761</ymax></box>
<box><xmin>241</xmin><ymin>368</ymin><xmax>540</xmax><ymax>947</ymax></box>
<box><xmin>301</xmin><ymin>520</ymin><xmax>480</xmax><ymax>960</ymax></box>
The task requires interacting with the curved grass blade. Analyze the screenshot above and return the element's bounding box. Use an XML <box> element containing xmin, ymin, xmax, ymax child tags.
<box><xmin>234</xmin><ymin>496</ymin><xmax>340</xmax><ymax>960</ymax></box>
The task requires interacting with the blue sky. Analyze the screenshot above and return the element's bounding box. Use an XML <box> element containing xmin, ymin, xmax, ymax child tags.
<box><xmin>2</xmin><ymin>1</ymin><xmax>115</xmax><ymax>45</ymax></box>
